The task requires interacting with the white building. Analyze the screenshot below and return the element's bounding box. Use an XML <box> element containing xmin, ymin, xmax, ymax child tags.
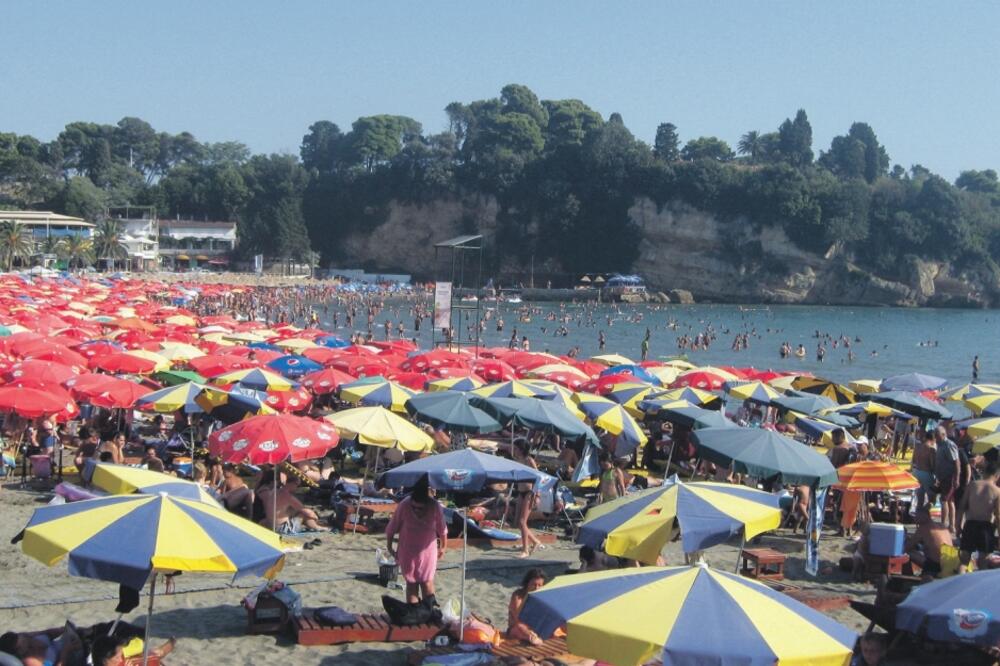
<box><xmin>0</xmin><ymin>211</ymin><xmax>94</xmax><ymax>239</ymax></box>
<box><xmin>158</xmin><ymin>220</ymin><xmax>237</xmax><ymax>269</ymax></box>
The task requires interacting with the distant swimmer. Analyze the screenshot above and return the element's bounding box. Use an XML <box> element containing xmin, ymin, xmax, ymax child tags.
<box><xmin>973</xmin><ymin>355</ymin><xmax>980</xmax><ymax>381</ymax></box>
<box><xmin>795</xmin><ymin>345</ymin><xmax>806</xmax><ymax>359</ymax></box>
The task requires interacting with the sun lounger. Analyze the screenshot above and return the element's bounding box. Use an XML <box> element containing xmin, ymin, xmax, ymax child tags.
<box><xmin>293</xmin><ymin>609</ymin><xmax>441</xmax><ymax>645</ymax></box>
<box><xmin>54</xmin><ymin>481</ymin><xmax>106</xmax><ymax>502</ymax></box>
<box><xmin>406</xmin><ymin>637</ymin><xmax>573</xmax><ymax>665</ymax></box>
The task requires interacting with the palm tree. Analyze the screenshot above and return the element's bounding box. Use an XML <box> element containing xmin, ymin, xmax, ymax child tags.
<box><xmin>0</xmin><ymin>222</ymin><xmax>37</xmax><ymax>271</ymax></box>
<box><xmin>60</xmin><ymin>234</ymin><xmax>95</xmax><ymax>270</ymax></box>
<box><xmin>737</xmin><ymin>130</ymin><xmax>763</xmax><ymax>162</ymax></box>
<box><xmin>92</xmin><ymin>219</ymin><xmax>129</xmax><ymax>271</ymax></box>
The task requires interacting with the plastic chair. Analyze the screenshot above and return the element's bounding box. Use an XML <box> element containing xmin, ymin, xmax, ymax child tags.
<box><xmin>29</xmin><ymin>454</ymin><xmax>52</xmax><ymax>480</ymax></box>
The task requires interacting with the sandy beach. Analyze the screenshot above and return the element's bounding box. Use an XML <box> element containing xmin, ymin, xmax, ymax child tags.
<box><xmin>0</xmin><ymin>479</ymin><xmax>872</xmax><ymax>665</ymax></box>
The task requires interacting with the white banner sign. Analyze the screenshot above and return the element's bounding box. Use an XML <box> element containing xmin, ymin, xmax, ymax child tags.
<box><xmin>433</xmin><ymin>282</ymin><xmax>452</xmax><ymax>330</ymax></box>
<box><xmin>253</xmin><ymin>254</ymin><xmax>264</xmax><ymax>274</ymax></box>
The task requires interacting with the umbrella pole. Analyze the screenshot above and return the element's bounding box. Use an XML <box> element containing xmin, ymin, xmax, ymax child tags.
<box><xmin>498</xmin><ymin>484</ymin><xmax>514</xmax><ymax>531</ymax></box>
<box><xmin>354</xmin><ymin>449</ymin><xmax>378</xmax><ymax>534</ymax></box>
<box><xmin>273</xmin><ymin>461</ymin><xmax>282</xmax><ymax>533</ymax></box>
<box><xmin>459</xmin><ymin>506</ymin><xmax>467</xmax><ymax>644</ymax></box>
<box><xmin>107</xmin><ymin>613</ymin><xmax>122</xmax><ymax>636</ymax></box>
<box><xmin>142</xmin><ymin>574</ymin><xmax>156</xmax><ymax>666</ymax></box>
<box><xmin>734</xmin><ymin>534</ymin><xmax>746</xmax><ymax>574</ymax></box>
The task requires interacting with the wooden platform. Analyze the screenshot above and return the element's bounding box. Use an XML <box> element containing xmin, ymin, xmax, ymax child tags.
<box><xmin>407</xmin><ymin>637</ymin><xmax>571</xmax><ymax>665</ymax></box>
<box><xmin>445</xmin><ymin>530</ymin><xmax>558</xmax><ymax>550</ymax></box>
<box><xmin>293</xmin><ymin>610</ymin><xmax>441</xmax><ymax>646</ymax></box>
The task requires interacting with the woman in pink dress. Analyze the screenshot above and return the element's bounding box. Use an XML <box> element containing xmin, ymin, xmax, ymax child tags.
<box><xmin>385</xmin><ymin>475</ymin><xmax>448</xmax><ymax>604</ymax></box>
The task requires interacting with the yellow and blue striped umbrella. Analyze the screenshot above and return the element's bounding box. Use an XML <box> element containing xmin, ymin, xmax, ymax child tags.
<box><xmin>521</xmin><ymin>380</ymin><xmax>586</xmax><ymax>420</ymax></box>
<box><xmin>212</xmin><ymin>368</ymin><xmax>298</xmax><ymax>392</ymax></box>
<box><xmin>339</xmin><ymin>378</ymin><xmax>418</xmax><ymax>413</ymax></box>
<box><xmin>91</xmin><ymin>463</ymin><xmax>220</xmax><ymax>505</ymax></box>
<box><xmin>965</xmin><ymin>393</ymin><xmax>1000</xmax><ymax>417</ymax></box>
<box><xmin>605</xmin><ymin>382</ymin><xmax>664</xmax><ymax>417</ymax></box>
<box><xmin>324</xmin><ymin>406</ymin><xmax>433</xmax><ymax>451</ymax></box>
<box><xmin>972</xmin><ymin>431</ymin><xmax>1000</xmax><ymax>455</ymax></box>
<box><xmin>578</xmin><ymin>477</ymin><xmax>781</xmax><ymax>563</ymax></box>
<box><xmin>520</xmin><ymin>565</ymin><xmax>856</xmax><ymax>666</ymax></box>
<box><xmin>725</xmin><ymin>380</ymin><xmax>781</xmax><ymax>404</ymax></box>
<box><xmin>641</xmin><ymin>386</ymin><xmax>721</xmax><ymax>410</ymax></box>
<box><xmin>941</xmin><ymin>383</ymin><xmax>1000</xmax><ymax>402</ymax></box>
<box><xmin>470</xmin><ymin>379</ymin><xmax>555</xmax><ymax>399</ymax></box>
<box><xmin>19</xmin><ymin>493</ymin><xmax>285</xmax><ymax>589</ymax></box>
<box><xmin>426</xmin><ymin>376</ymin><xmax>485</xmax><ymax>392</ymax></box>
<box><xmin>194</xmin><ymin>386</ymin><xmax>277</xmax><ymax>423</ymax></box>
<box><xmin>573</xmin><ymin>393</ymin><xmax>647</xmax><ymax>450</ymax></box>
<box><xmin>968</xmin><ymin>417</ymin><xmax>1000</xmax><ymax>439</ymax></box>
<box><xmin>134</xmin><ymin>381</ymin><xmax>208</xmax><ymax>413</ymax></box>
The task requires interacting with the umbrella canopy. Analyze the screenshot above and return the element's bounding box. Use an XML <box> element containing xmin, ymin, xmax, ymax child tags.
<box><xmin>834</xmin><ymin>461</ymin><xmax>919</xmax><ymax>492</ymax></box>
<box><xmin>19</xmin><ymin>493</ymin><xmax>284</xmax><ymax>589</ymax></box>
<box><xmin>792</xmin><ymin>413</ymin><xmax>859</xmax><ymax>446</ymax></box>
<box><xmin>520</xmin><ymin>565</ymin><xmax>856</xmax><ymax>666</ymax></box>
<box><xmin>300</xmin><ymin>367</ymin><xmax>357</xmax><ymax>395</ymax></box>
<box><xmin>880</xmin><ymin>372</ymin><xmax>947</xmax><ymax>392</ymax></box>
<box><xmin>471</xmin><ymin>396</ymin><xmax>599</xmax><ymax>445</ymax></box>
<box><xmin>266</xmin><ymin>354</ymin><xmax>323</xmax><ymax>379</ymax></box>
<box><xmin>208</xmin><ymin>414</ymin><xmax>340</xmax><ymax>464</ymax></box>
<box><xmin>599</xmin><ymin>364</ymin><xmax>661</xmax><ymax>385</ymax></box>
<box><xmin>572</xmin><ymin>393</ymin><xmax>647</xmax><ymax>449</ymax></box>
<box><xmin>864</xmin><ymin>391</ymin><xmax>952</xmax><ymax>420</ymax></box>
<box><xmin>213</xmin><ymin>368</ymin><xmax>299</xmax><ymax>391</ymax></box>
<box><xmin>649</xmin><ymin>386</ymin><xmax>723</xmax><ymax>409</ymax></box>
<box><xmin>378</xmin><ymin>448</ymin><xmax>541</xmax><ymax>491</ymax></box>
<box><xmin>964</xmin><ymin>417</ymin><xmax>1000</xmax><ymax>439</ymax></box>
<box><xmin>965</xmin><ymin>393</ymin><xmax>1000</xmax><ymax>417</ymax></box>
<box><xmin>820</xmin><ymin>401</ymin><xmax>911</xmax><ymax>420</ymax></box>
<box><xmin>195</xmin><ymin>386</ymin><xmax>276</xmax><ymax>424</ymax></box>
<box><xmin>153</xmin><ymin>369</ymin><xmax>207</xmax><ymax>386</ymax></box>
<box><xmin>7</xmin><ymin>359</ymin><xmax>80</xmax><ymax>385</ymax></box>
<box><xmin>0</xmin><ymin>386</ymin><xmax>77</xmax><ymax>419</ymax></box>
<box><xmin>425</xmin><ymin>375</ymin><xmax>485</xmax><ymax>392</ymax></box>
<box><xmin>405</xmin><ymin>391</ymin><xmax>502</xmax><ymax>434</ymax></box>
<box><xmin>324</xmin><ymin>406</ymin><xmax>433</xmax><ymax>451</ymax></box>
<box><xmin>693</xmin><ymin>427</ymin><xmax>839</xmax><ymax>487</ymax></box>
<box><xmin>187</xmin><ymin>354</ymin><xmax>259</xmax><ymax>377</ymax></box>
<box><xmin>155</xmin><ymin>342</ymin><xmax>206</xmax><ymax>363</ymax></box>
<box><xmin>605</xmin><ymin>382</ymin><xmax>662</xmax><ymax>416</ymax></box>
<box><xmin>91</xmin><ymin>463</ymin><xmax>220</xmax><ymax>504</ymax></box>
<box><xmin>645</xmin><ymin>404</ymin><xmax>735</xmax><ymax>430</ymax></box>
<box><xmin>589</xmin><ymin>353</ymin><xmax>634</xmax><ymax>367</ymax></box>
<box><xmin>339</xmin><ymin>377</ymin><xmax>418</xmax><ymax>413</ymax></box>
<box><xmin>671</xmin><ymin>367</ymin><xmax>738</xmax><ymax>390</ymax></box>
<box><xmin>771</xmin><ymin>393</ymin><xmax>837</xmax><ymax>415</ymax></box>
<box><xmin>725</xmin><ymin>380</ymin><xmax>781</xmax><ymax>404</ymax></box>
<box><xmin>135</xmin><ymin>382</ymin><xmax>208</xmax><ymax>413</ymax></box>
<box><xmin>791</xmin><ymin>376</ymin><xmax>857</xmax><ymax>405</ymax></box>
<box><xmin>471</xmin><ymin>379</ymin><xmax>555</xmax><ymax>399</ymax></box>
<box><xmin>971</xmin><ymin>431</ymin><xmax>1000</xmax><ymax>455</ymax></box>
<box><xmin>578</xmin><ymin>476</ymin><xmax>781</xmax><ymax>563</ymax></box>
<box><xmin>92</xmin><ymin>350</ymin><xmax>170</xmax><ymax>374</ymax></box>
<box><xmin>82</xmin><ymin>377</ymin><xmax>151</xmax><ymax>409</ymax></box>
<box><xmin>896</xmin><ymin>569</ymin><xmax>1000</xmax><ymax>647</ymax></box>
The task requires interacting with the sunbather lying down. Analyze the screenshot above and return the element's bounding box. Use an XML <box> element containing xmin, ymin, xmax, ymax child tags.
<box><xmin>258</xmin><ymin>476</ymin><xmax>330</xmax><ymax>532</ymax></box>
<box><xmin>91</xmin><ymin>635</ymin><xmax>176</xmax><ymax>666</ymax></box>
<box><xmin>0</xmin><ymin>625</ymin><xmax>175</xmax><ymax>666</ymax></box>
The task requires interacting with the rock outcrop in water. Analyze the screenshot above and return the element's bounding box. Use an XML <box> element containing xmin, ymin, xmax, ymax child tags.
<box><xmin>338</xmin><ymin>195</ymin><xmax>992</xmax><ymax>307</ymax></box>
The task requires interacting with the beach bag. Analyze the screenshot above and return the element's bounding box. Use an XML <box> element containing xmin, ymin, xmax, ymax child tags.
<box><xmin>315</xmin><ymin>606</ymin><xmax>358</xmax><ymax>626</ymax></box>
<box><xmin>382</xmin><ymin>595</ymin><xmax>442</xmax><ymax>626</ymax></box>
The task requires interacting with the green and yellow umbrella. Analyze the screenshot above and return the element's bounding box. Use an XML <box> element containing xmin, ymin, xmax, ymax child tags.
<box><xmin>519</xmin><ymin>565</ymin><xmax>856</xmax><ymax>666</ymax></box>
<box><xmin>471</xmin><ymin>379</ymin><xmax>555</xmax><ymax>399</ymax></box>
<box><xmin>339</xmin><ymin>378</ymin><xmax>418</xmax><ymax>413</ymax></box>
<box><xmin>577</xmin><ymin>477</ymin><xmax>781</xmax><ymax>564</ymax></box>
<box><xmin>573</xmin><ymin>393</ymin><xmax>647</xmax><ymax>450</ymax></box>
<box><xmin>324</xmin><ymin>406</ymin><xmax>433</xmax><ymax>451</ymax></box>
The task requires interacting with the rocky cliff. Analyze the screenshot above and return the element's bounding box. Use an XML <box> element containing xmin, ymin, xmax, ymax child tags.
<box><xmin>338</xmin><ymin>195</ymin><xmax>992</xmax><ymax>307</ymax></box>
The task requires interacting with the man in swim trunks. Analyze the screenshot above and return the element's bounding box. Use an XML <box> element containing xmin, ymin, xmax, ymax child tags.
<box><xmin>957</xmin><ymin>461</ymin><xmax>1000</xmax><ymax>572</ymax></box>
<box><xmin>905</xmin><ymin>505</ymin><xmax>952</xmax><ymax>579</ymax></box>
<box><xmin>911</xmin><ymin>430</ymin><xmax>936</xmax><ymax>509</ymax></box>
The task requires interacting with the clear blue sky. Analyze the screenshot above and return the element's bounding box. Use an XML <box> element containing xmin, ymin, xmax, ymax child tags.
<box><xmin>4</xmin><ymin>1</ymin><xmax>998</xmax><ymax>179</ymax></box>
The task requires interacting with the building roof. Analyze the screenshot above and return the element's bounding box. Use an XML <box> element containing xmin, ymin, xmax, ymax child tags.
<box><xmin>159</xmin><ymin>220</ymin><xmax>236</xmax><ymax>229</ymax></box>
<box><xmin>0</xmin><ymin>211</ymin><xmax>94</xmax><ymax>228</ymax></box>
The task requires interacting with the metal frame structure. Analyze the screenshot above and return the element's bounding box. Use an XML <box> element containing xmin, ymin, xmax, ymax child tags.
<box><xmin>432</xmin><ymin>235</ymin><xmax>483</xmax><ymax>354</ymax></box>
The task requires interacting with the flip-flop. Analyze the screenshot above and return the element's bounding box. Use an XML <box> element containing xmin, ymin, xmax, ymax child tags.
<box><xmin>303</xmin><ymin>542</ymin><xmax>315</xmax><ymax>550</ymax></box>
<box><xmin>310</xmin><ymin>538</ymin><xmax>322</xmax><ymax>546</ymax></box>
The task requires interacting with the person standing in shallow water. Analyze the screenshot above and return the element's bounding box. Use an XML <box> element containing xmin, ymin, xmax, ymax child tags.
<box><xmin>973</xmin><ymin>355</ymin><xmax>980</xmax><ymax>380</ymax></box>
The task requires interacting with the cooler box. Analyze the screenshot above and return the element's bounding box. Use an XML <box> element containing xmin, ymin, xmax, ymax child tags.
<box><xmin>869</xmin><ymin>523</ymin><xmax>905</xmax><ymax>556</ymax></box>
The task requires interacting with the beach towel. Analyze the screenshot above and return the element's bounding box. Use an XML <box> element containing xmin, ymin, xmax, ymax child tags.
<box><xmin>314</xmin><ymin>607</ymin><xmax>358</xmax><ymax>627</ymax></box>
<box><xmin>421</xmin><ymin>654</ymin><xmax>494</xmax><ymax>666</ymax></box>
<box><xmin>444</xmin><ymin>509</ymin><xmax>518</xmax><ymax>541</ymax></box>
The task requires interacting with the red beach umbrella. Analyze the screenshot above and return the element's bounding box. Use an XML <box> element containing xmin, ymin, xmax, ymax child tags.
<box><xmin>208</xmin><ymin>414</ymin><xmax>340</xmax><ymax>465</ymax></box>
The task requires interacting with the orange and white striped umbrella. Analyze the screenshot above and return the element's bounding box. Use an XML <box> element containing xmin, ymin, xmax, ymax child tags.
<box><xmin>834</xmin><ymin>461</ymin><xmax>918</xmax><ymax>492</ymax></box>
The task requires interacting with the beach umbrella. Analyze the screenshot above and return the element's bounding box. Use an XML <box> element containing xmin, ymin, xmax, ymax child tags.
<box><xmin>941</xmin><ymin>383</ymin><xmax>1000</xmax><ymax>402</ymax></box>
<box><xmin>896</xmin><ymin>569</ymin><xmax>1000</xmax><ymax>647</ymax></box>
<box><xmin>520</xmin><ymin>565</ymin><xmax>856</xmax><ymax>666</ymax></box>
<box><xmin>91</xmin><ymin>463</ymin><xmax>220</xmax><ymax>505</ymax></box>
<box><xmin>770</xmin><ymin>392</ymin><xmax>837</xmax><ymax>415</ymax></box>
<box><xmin>315</xmin><ymin>334</ymin><xmax>350</xmax><ymax>348</ymax></box>
<box><xmin>399</xmin><ymin>349</ymin><xmax>468</xmax><ymax>372</ymax></box>
<box><xmin>603</xmin><ymin>383</ymin><xmax>661</xmax><ymax>415</ymax></box>
<box><xmin>965</xmin><ymin>393</ymin><xmax>1000</xmax><ymax>417</ymax></box>
<box><xmin>578</xmin><ymin>373</ymin><xmax>644</xmax><ymax>395</ymax></box>
<box><xmin>92</xmin><ymin>350</ymin><xmax>170</xmax><ymax>375</ymax></box>
<box><xmin>848</xmin><ymin>379</ymin><xmax>883</xmax><ymax>394</ymax></box>
<box><xmin>693</xmin><ymin>427</ymin><xmax>839</xmax><ymax>487</ymax></box>
<box><xmin>820</xmin><ymin>401</ymin><xmax>911</xmax><ymax>420</ymax></box>
<box><xmin>81</xmin><ymin>377</ymin><xmax>152</xmax><ymax>409</ymax></box>
<box><xmin>791</xmin><ymin>376</ymin><xmax>856</xmax><ymax>405</ymax></box>
<box><xmin>155</xmin><ymin>342</ymin><xmax>206</xmax><ymax>363</ymax></box>
<box><xmin>188</xmin><ymin>354</ymin><xmax>260</xmax><ymax>377</ymax></box>
<box><xmin>834</xmin><ymin>461</ymin><xmax>919</xmax><ymax>492</ymax></box>
<box><xmin>599</xmin><ymin>364</ymin><xmax>661</xmax><ymax>385</ymax></box>
<box><xmin>135</xmin><ymin>382</ymin><xmax>208</xmax><ymax>413</ymax></box>
<box><xmin>578</xmin><ymin>476</ymin><xmax>781</xmax><ymax>563</ymax></box>
<box><xmin>386</xmin><ymin>371</ymin><xmax>431</xmax><ymax>392</ymax></box>
<box><xmin>792</xmin><ymin>413</ymin><xmax>860</xmax><ymax>446</ymax></box>
<box><xmin>650</xmin><ymin>386</ymin><xmax>722</xmax><ymax>409</ymax></box>
<box><xmin>725</xmin><ymin>380</ymin><xmax>781</xmax><ymax>404</ymax></box>
<box><xmin>73</xmin><ymin>339</ymin><xmax>125</xmax><ymax>359</ymax></box>
<box><xmin>880</xmin><ymin>372</ymin><xmax>947</xmax><ymax>393</ymax></box>
<box><xmin>471</xmin><ymin>396</ymin><xmax>599</xmax><ymax>445</ymax></box>
<box><xmin>572</xmin><ymin>393</ymin><xmax>647</xmax><ymax>450</ymax></box>
<box><xmin>863</xmin><ymin>391</ymin><xmax>952</xmax><ymax>420</ymax></box>
<box><xmin>643</xmin><ymin>365</ymin><xmax>682</xmax><ymax>386</ymax></box>
<box><xmin>195</xmin><ymin>386</ymin><xmax>277</xmax><ymax>423</ymax></box>
<box><xmin>471</xmin><ymin>379</ymin><xmax>556</xmax><ymax>399</ymax></box>
<box><xmin>670</xmin><ymin>367</ymin><xmax>738</xmax><ymax>390</ymax></box>
<box><xmin>6</xmin><ymin>359</ymin><xmax>80</xmax><ymax>385</ymax></box>
<box><xmin>22</xmin><ymin>344</ymin><xmax>89</xmax><ymax>369</ymax></box>
<box><xmin>299</xmin><ymin>367</ymin><xmax>357</xmax><ymax>395</ymax></box>
<box><xmin>256</xmin><ymin>387</ymin><xmax>313</xmax><ymax>414</ymax></box>
<box><xmin>645</xmin><ymin>403</ymin><xmax>735</xmax><ymax>431</ymax></box>
<box><xmin>589</xmin><ymin>353</ymin><xmax>634</xmax><ymax>367</ymax></box>
<box><xmin>971</xmin><ymin>431</ymin><xmax>1000</xmax><ymax>455</ymax></box>
<box><xmin>964</xmin><ymin>416</ymin><xmax>1000</xmax><ymax>439</ymax></box>
<box><xmin>212</xmin><ymin>368</ymin><xmax>299</xmax><ymax>392</ymax></box>
<box><xmin>471</xmin><ymin>358</ymin><xmax>516</xmax><ymax>382</ymax></box>
<box><xmin>163</xmin><ymin>314</ymin><xmax>197</xmax><ymax>327</ymax></box>
<box><xmin>424</xmin><ymin>375</ymin><xmax>484</xmax><ymax>392</ymax></box>
<box><xmin>17</xmin><ymin>493</ymin><xmax>285</xmax><ymax>666</ymax></box>
<box><xmin>521</xmin><ymin>380</ymin><xmax>586</xmax><ymax>420</ymax></box>
<box><xmin>266</xmin><ymin>354</ymin><xmax>323</xmax><ymax>379</ymax></box>
<box><xmin>526</xmin><ymin>361</ymin><xmax>589</xmax><ymax>379</ymax></box>
<box><xmin>152</xmin><ymin>369</ymin><xmax>207</xmax><ymax>386</ymax></box>
<box><xmin>0</xmin><ymin>386</ymin><xmax>77</xmax><ymax>419</ymax></box>
<box><xmin>273</xmin><ymin>337</ymin><xmax>319</xmax><ymax>353</ymax></box>
<box><xmin>339</xmin><ymin>377</ymin><xmax>418</xmax><ymax>413</ymax></box>
<box><xmin>404</xmin><ymin>391</ymin><xmax>503</xmax><ymax>434</ymax></box>
<box><xmin>208</xmin><ymin>413</ymin><xmax>338</xmax><ymax>465</ymax></box>
<box><xmin>324</xmin><ymin>406</ymin><xmax>433</xmax><ymax>451</ymax></box>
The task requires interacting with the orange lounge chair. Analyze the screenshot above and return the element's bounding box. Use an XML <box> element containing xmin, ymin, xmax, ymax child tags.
<box><xmin>406</xmin><ymin>636</ymin><xmax>573</xmax><ymax>665</ymax></box>
<box><xmin>293</xmin><ymin>609</ymin><xmax>441</xmax><ymax>646</ymax></box>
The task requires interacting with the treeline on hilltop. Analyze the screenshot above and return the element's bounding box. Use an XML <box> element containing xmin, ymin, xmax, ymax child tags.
<box><xmin>2</xmin><ymin>84</ymin><xmax>1000</xmax><ymax>286</ymax></box>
